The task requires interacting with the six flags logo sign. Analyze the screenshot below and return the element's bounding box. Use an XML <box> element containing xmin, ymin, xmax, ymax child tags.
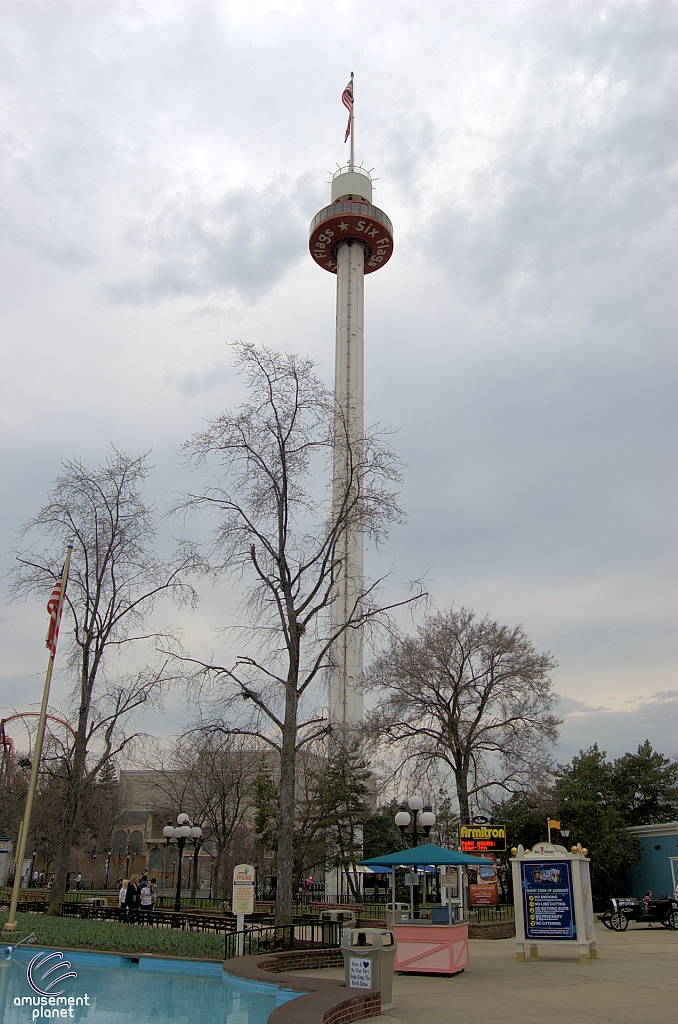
<box><xmin>13</xmin><ymin>952</ymin><xmax>90</xmax><ymax>1020</ymax></box>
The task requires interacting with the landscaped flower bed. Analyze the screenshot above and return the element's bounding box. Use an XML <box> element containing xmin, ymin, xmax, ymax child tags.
<box><xmin>0</xmin><ymin>912</ymin><xmax>224</xmax><ymax>959</ymax></box>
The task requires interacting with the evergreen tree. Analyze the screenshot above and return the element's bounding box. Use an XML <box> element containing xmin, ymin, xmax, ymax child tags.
<box><xmin>363</xmin><ymin>801</ymin><xmax>404</xmax><ymax>860</ymax></box>
<box><xmin>554</xmin><ymin>744</ymin><xmax>614</xmax><ymax>807</ymax></box>
<box><xmin>610</xmin><ymin>741</ymin><xmax>678</xmax><ymax>825</ymax></box>
<box><xmin>560</xmin><ymin>801</ymin><xmax>641</xmax><ymax>905</ymax></box>
<box><xmin>311</xmin><ymin>741</ymin><xmax>370</xmax><ymax>901</ymax></box>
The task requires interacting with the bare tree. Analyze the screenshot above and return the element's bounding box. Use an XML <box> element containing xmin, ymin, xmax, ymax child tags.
<box><xmin>166</xmin><ymin>733</ymin><xmax>260</xmax><ymax>900</ymax></box>
<box><xmin>367</xmin><ymin>607</ymin><xmax>560</xmax><ymax>824</ymax></box>
<box><xmin>175</xmin><ymin>343</ymin><xmax>417</xmax><ymax>925</ymax></box>
<box><xmin>9</xmin><ymin>449</ymin><xmax>197</xmax><ymax>911</ymax></box>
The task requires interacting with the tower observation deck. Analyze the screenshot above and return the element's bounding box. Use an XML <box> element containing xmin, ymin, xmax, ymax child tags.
<box><xmin>309</xmin><ymin>162</ymin><xmax>393</xmax><ymax>735</ymax></box>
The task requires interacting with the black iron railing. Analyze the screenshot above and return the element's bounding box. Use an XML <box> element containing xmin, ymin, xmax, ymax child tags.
<box><xmin>469</xmin><ymin>904</ymin><xmax>515</xmax><ymax>923</ymax></box>
<box><xmin>59</xmin><ymin>904</ymin><xmax>236</xmax><ymax>932</ymax></box>
<box><xmin>224</xmin><ymin>920</ymin><xmax>342</xmax><ymax>960</ymax></box>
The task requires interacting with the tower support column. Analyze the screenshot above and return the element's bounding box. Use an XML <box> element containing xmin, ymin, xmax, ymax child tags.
<box><xmin>309</xmin><ymin>161</ymin><xmax>393</xmax><ymax>738</ymax></box>
<box><xmin>329</xmin><ymin>240</ymin><xmax>365</xmax><ymax>733</ymax></box>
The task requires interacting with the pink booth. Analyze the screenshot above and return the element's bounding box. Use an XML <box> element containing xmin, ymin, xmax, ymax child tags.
<box><xmin>360</xmin><ymin>843</ymin><xmax>489</xmax><ymax>976</ymax></box>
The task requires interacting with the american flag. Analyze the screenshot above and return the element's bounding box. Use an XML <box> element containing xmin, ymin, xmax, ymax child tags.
<box><xmin>45</xmin><ymin>578</ymin><xmax>65</xmax><ymax>657</ymax></box>
<box><xmin>342</xmin><ymin>80</ymin><xmax>353</xmax><ymax>143</ymax></box>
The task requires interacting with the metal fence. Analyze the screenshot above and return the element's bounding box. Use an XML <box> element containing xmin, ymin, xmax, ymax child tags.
<box><xmin>224</xmin><ymin>920</ymin><xmax>342</xmax><ymax>960</ymax></box>
<box><xmin>469</xmin><ymin>904</ymin><xmax>515</xmax><ymax>923</ymax></box>
<box><xmin>59</xmin><ymin>903</ymin><xmax>237</xmax><ymax>933</ymax></box>
<box><xmin>0</xmin><ymin>897</ymin><xmax>48</xmax><ymax>914</ymax></box>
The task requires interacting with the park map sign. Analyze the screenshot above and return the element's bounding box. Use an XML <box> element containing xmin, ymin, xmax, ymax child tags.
<box><xmin>459</xmin><ymin>823</ymin><xmax>507</xmax><ymax>853</ymax></box>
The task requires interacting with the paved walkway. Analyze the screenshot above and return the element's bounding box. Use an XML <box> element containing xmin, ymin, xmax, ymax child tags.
<box><xmin>295</xmin><ymin>925</ymin><xmax>678</xmax><ymax>1024</ymax></box>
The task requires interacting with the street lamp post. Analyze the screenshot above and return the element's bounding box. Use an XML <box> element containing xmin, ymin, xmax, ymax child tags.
<box><xmin>394</xmin><ymin>797</ymin><xmax>436</xmax><ymax>919</ymax></box>
<box><xmin>163</xmin><ymin>814</ymin><xmax>202</xmax><ymax>913</ymax></box>
<box><xmin>30</xmin><ymin>851</ymin><xmax>37</xmax><ymax>888</ymax></box>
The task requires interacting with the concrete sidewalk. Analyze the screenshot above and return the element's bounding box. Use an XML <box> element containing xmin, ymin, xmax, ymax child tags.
<box><xmin>295</xmin><ymin>925</ymin><xmax>678</xmax><ymax>1024</ymax></box>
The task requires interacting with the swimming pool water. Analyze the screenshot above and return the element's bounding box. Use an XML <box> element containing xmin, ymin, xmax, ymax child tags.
<box><xmin>0</xmin><ymin>947</ymin><xmax>301</xmax><ymax>1024</ymax></box>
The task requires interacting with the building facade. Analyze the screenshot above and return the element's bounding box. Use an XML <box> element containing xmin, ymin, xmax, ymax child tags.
<box><xmin>625</xmin><ymin>822</ymin><xmax>678</xmax><ymax>897</ymax></box>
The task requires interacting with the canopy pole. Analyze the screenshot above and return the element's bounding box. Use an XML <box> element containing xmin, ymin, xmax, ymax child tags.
<box><xmin>391</xmin><ymin>865</ymin><xmax>395</xmax><ymax>921</ymax></box>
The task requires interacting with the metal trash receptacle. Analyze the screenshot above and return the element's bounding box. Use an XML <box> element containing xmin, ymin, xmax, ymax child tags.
<box><xmin>385</xmin><ymin>903</ymin><xmax>410</xmax><ymax>927</ymax></box>
<box><xmin>320</xmin><ymin>909</ymin><xmax>356</xmax><ymax>944</ymax></box>
<box><xmin>341</xmin><ymin>927</ymin><xmax>397</xmax><ymax>1009</ymax></box>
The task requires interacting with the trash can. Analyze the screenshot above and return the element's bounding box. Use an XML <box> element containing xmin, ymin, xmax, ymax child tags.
<box><xmin>385</xmin><ymin>903</ymin><xmax>410</xmax><ymax>927</ymax></box>
<box><xmin>341</xmin><ymin>928</ymin><xmax>397</xmax><ymax>1008</ymax></box>
<box><xmin>320</xmin><ymin>909</ymin><xmax>356</xmax><ymax>944</ymax></box>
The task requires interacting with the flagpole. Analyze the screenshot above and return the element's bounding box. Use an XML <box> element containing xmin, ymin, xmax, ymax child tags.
<box><xmin>349</xmin><ymin>71</ymin><xmax>355</xmax><ymax>171</ymax></box>
<box><xmin>547</xmin><ymin>818</ymin><xmax>551</xmax><ymax>844</ymax></box>
<box><xmin>2</xmin><ymin>546</ymin><xmax>72</xmax><ymax>935</ymax></box>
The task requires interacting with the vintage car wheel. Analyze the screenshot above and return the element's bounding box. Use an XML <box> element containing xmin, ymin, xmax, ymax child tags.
<box><xmin>610</xmin><ymin>912</ymin><xmax>628</xmax><ymax>931</ymax></box>
<box><xmin>667</xmin><ymin>910</ymin><xmax>678</xmax><ymax>930</ymax></box>
<box><xmin>601</xmin><ymin>912</ymin><xmax>613</xmax><ymax>929</ymax></box>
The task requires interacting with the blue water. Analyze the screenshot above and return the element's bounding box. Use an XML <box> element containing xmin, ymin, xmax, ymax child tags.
<box><xmin>0</xmin><ymin>947</ymin><xmax>301</xmax><ymax>1023</ymax></box>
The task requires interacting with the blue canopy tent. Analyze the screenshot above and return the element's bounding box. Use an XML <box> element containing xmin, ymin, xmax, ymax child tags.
<box><xmin>360</xmin><ymin>843</ymin><xmax>490</xmax><ymax>923</ymax></box>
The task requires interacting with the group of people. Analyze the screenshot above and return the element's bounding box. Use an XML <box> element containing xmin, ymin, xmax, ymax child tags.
<box><xmin>117</xmin><ymin>875</ymin><xmax>157</xmax><ymax>916</ymax></box>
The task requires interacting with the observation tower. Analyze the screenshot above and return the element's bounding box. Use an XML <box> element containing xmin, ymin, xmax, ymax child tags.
<box><xmin>309</xmin><ymin>79</ymin><xmax>394</xmax><ymax>734</ymax></box>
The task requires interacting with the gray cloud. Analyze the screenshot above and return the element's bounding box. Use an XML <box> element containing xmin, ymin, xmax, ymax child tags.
<box><xmin>106</xmin><ymin>175</ymin><xmax>317</xmax><ymax>305</ymax></box>
<box><xmin>0</xmin><ymin>1</ymin><xmax>675</xmax><ymax>751</ymax></box>
<box><xmin>556</xmin><ymin>691</ymin><xmax>678</xmax><ymax>762</ymax></box>
<box><xmin>165</xmin><ymin>359</ymin><xmax>232</xmax><ymax>398</ymax></box>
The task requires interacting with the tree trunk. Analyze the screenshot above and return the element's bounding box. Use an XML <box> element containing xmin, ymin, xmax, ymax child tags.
<box><xmin>275</xmin><ymin>680</ymin><xmax>298</xmax><ymax>927</ymax></box>
<box><xmin>190</xmin><ymin>844</ymin><xmax>200</xmax><ymax>903</ymax></box>
<box><xmin>455</xmin><ymin>767</ymin><xmax>470</xmax><ymax>828</ymax></box>
<box><xmin>48</xmin><ymin>712</ymin><xmax>89</xmax><ymax>914</ymax></box>
<box><xmin>344</xmin><ymin>863</ymin><xmax>360</xmax><ymax>901</ymax></box>
<box><xmin>213</xmin><ymin>846</ymin><xmax>225</xmax><ymax>901</ymax></box>
<box><xmin>48</xmin><ymin>650</ymin><xmax>100</xmax><ymax>914</ymax></box>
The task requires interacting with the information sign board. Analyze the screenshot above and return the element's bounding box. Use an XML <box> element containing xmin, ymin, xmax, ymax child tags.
<box><xmin>521</xmin><ymin>860</ymin><xmax>575</xmax><ymax>940</ymax></box>
<box><xmin>459</xmin><ymin>823</ymin><xmax>506</xmax><ymax>852</ymax></box>
<box><xmin>232</xmin><ymin>863</ymin><xmax>255</xmax><ymax>916</ymax></box>
<box><xmin>468</xmin><ymin>854</ymin><xmax>499</xmax><ymax>906</ymax></box>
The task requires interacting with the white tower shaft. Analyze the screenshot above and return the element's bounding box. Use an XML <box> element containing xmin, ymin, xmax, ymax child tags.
<box><xmin>309</xmin><ymin>150</ymin><xmax>393</xmax><ymax>737</ymax></box>
<box><xmin>329</xmin><ymin>240</ymin><xmax>365</xmax><ymax>731</ymax></box>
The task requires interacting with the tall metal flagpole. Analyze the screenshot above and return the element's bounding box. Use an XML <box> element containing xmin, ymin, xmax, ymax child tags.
<box><xmin>2</xmin><ymin>546</ymin><xmax>72</xmax><ymax>934</ymax></box>
<box><xmin>349</xmin><ymin>71</ymin><xmax>355</xmax><ymax>171</ymax></box>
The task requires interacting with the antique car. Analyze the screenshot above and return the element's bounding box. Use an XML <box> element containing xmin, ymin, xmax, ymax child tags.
<box><xmin>601</xmin><ymin>896</ymin><xmax>678</xmax><ymax>930</ymax></box>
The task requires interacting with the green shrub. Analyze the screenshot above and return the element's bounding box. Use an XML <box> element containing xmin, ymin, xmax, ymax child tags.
<box><xmin>0</xmin><ymin>913</ymin><xmax>223</xmax><ymax>960</ymax></box>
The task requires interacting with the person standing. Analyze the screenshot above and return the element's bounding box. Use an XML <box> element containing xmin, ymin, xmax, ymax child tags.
<box><xmin>125</xmin><ymin>875</ymin><xmax>141</xmax><ymax>920</ymax></box>
<box><xmin>140</xmin><ymin>880</ymin><xmax>152</xmax><ymax>912</ymax></box>
<box><xmin>76</xmin><ymin>872</ymin><xmax>82</xmax><ymax>891</ymax></box>
<box><xmin>118</xmin><ymin>879</ymin><xmax>127</xmax><ymax>913</ymax></box>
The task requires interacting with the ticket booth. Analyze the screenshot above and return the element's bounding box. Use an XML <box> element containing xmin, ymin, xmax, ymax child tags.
<box><xmin>360</xmin><ymin>843</ymin><xmax>488</xmax><ymax>976</ymax></box>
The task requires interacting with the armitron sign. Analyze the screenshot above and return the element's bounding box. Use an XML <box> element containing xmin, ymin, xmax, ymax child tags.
<box><xmin>459</xmin><ymin>823</ymin><xmax>507</xmax><ymax>853</ymax></box>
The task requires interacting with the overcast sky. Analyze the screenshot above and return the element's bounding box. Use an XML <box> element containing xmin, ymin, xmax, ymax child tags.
<box><xmin>1</xmin><ymin>1</ymin><xmax>675</xmax><ymax>769</ymax></box>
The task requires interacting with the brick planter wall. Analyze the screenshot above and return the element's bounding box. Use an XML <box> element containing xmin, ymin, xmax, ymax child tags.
<box><xmin>468</xmin><ymin>920</ymin><xmax>515</xmax><ymax>939</ymax></box>
<box><xmin>259</xmin><ymin>948</ymin><xmax>344</xmax><ymax>972</ymax></box>
<box><xmin>322</xmin><ymin>993</ymin><xmax>381</xmax><ymax>1024</ymax></box>
<box><xmin>223</xmin><ymin>952</ymin><xmax>382</xmax><ymax>1024</ymax></box>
